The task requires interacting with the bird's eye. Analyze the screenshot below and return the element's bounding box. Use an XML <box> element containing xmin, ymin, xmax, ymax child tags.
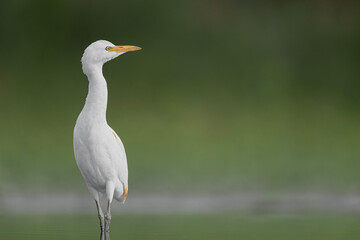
<box><xmin>105</xmin><ymin>46</ymin><xmax>111</xmax><ymax>51</ymax></box>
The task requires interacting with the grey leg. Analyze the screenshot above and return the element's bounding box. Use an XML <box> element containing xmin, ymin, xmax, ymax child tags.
<box><xmin>95</xmin><ymin>200</ymin><xmax>105</xmax><ymax>240</ymax></box>
<box><xmin>105</xmin><ymin>200</ymin><xmax>112</xmax><ymax>240</ymax></box>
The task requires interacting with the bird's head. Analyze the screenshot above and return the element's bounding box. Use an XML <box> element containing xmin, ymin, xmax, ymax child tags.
<box><xmin>81</xmin><ymin>40</ymin><xmax>141</xmax><ymax>75</ymax></box>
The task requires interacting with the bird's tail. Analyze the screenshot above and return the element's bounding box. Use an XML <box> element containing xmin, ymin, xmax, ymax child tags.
<box><xmin>114</xmin><ymin>182</ymin><xmax>128</xmax><ymax>203</ymax></box>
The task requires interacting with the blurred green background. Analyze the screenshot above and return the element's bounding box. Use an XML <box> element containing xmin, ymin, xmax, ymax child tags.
<box><xmin>0</xmin><ymin>0</ymin><xmax>360</xmax><ymax>239</ymax></box>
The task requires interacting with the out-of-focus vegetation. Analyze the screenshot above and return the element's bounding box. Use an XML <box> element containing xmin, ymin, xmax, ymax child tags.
<box><xmin>0</xmin><ymin>0</ymin><xmax>359</xmax><ymax>192</ymax></box>
<box><xmin>2</xmin><ymin>214</ymin><xmax>360</xmax><ymax>240</ymax></box>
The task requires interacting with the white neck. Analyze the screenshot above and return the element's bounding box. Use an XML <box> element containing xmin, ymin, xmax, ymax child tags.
<box><xmin>82</xmin><ymin>64</ymin><xmax>108</xmax><ymax>123</ymax></box>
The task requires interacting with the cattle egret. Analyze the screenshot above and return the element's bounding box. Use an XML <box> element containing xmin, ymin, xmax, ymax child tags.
<box><xmin>73</xmin><ymin>40</ymin><xmax>141</xmax><ymax>240</ymax></box>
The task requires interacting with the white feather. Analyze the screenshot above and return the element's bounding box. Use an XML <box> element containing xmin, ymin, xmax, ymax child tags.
<box><xmin>74</xmin><ymin>40</ymin><xmax>129</xmax><ymax>204</ymax></box>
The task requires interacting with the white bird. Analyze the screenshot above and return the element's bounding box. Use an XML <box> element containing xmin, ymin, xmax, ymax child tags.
<box><xmin>73</xmin><ymin>40</ymin><xmax>141</xmax><ymax>240</ymax></box>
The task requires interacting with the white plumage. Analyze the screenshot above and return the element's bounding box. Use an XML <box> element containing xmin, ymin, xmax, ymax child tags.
<box><xmin>73</xmin><ymin>40</ymin><xmax>141</xmax><ymax>240</ymax></box>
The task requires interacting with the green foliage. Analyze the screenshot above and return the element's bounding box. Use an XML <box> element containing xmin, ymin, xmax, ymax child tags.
<box><xmin>0</xmin><ymin>1</ymin><xmax>359</xmax><ymax>191</ymax></box>
<box><xmin>2</xmin><ymin>214</ymin><xmax>360</xmax><ymax>240</ymax></box>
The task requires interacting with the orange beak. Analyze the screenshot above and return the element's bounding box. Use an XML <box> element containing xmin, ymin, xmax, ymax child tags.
<box><xmin>106</xmin><ymin>45</ymin><xmax>142</xmax><ymax>53</ymax></box>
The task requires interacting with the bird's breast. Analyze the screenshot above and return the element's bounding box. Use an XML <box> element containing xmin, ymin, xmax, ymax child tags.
<box><xmin>74</xmin><ymin>120</ymin><xmax>118</xmax><ymax>190</ymax></box>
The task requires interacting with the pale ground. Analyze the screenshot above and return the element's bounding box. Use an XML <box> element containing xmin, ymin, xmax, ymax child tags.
<box><xmin>2</xmin><ymin>191</ymin><xmax>360</xmax><ymax>214</ymax></box>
